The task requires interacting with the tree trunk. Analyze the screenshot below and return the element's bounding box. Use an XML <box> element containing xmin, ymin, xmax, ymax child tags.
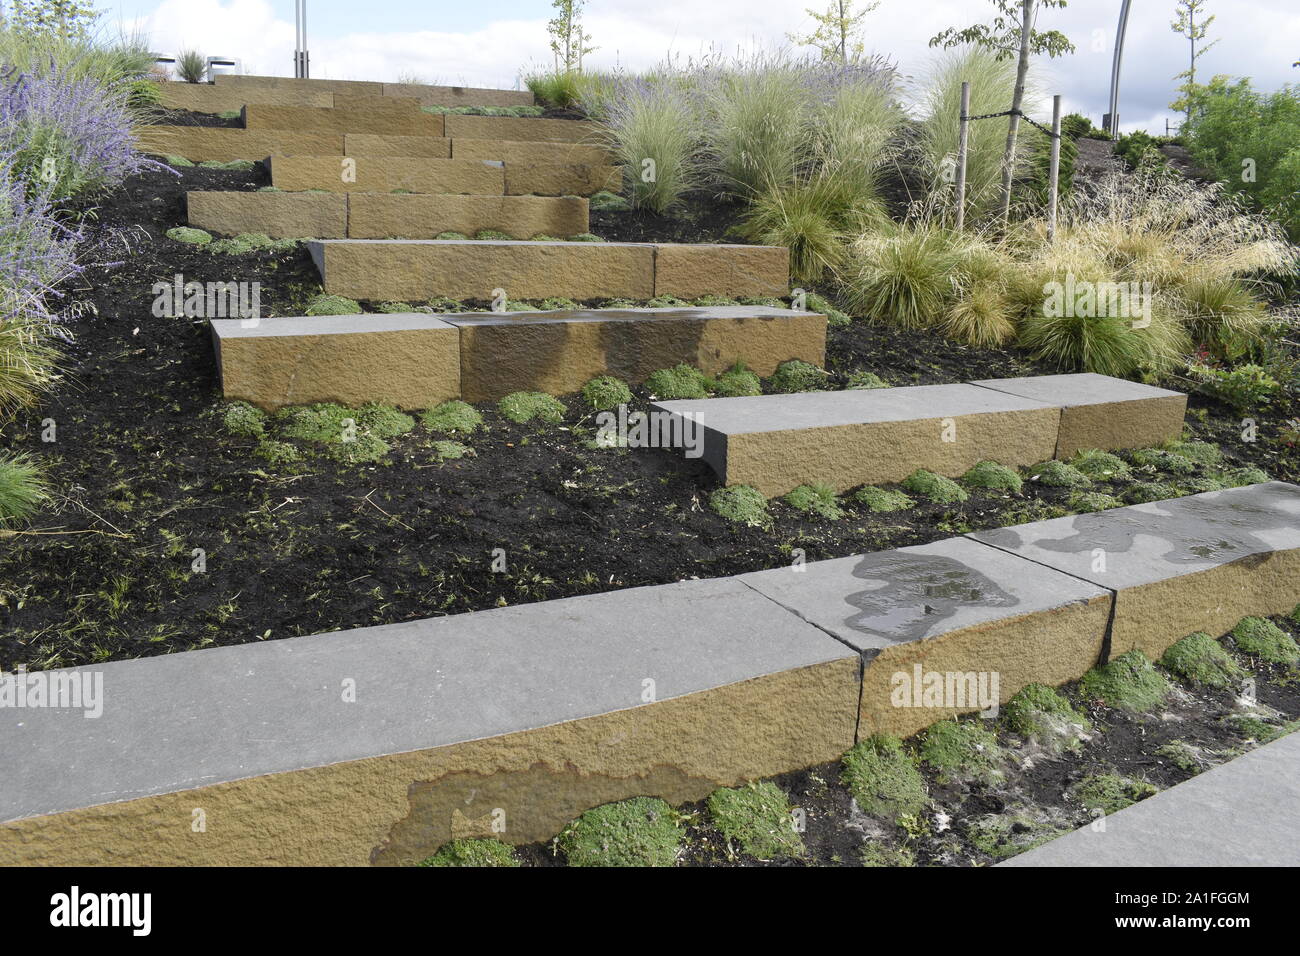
<box><xmin>997</xmin><ymin>0</ymin><xmax>1034</xmax><ymax>222</ymax></box>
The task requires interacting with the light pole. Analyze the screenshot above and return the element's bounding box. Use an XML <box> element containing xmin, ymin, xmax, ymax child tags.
<box><xmin>294</xmin><ymin>0</ymin><xmax>311</xmax><ymax>78</ymax></box>
<box><xmin>1107</xmin><ymin>0</ymin><xmax>1132</xmax><ymax>139</ymax></box>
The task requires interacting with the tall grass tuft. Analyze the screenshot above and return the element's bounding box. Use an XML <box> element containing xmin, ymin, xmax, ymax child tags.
<box><xmin>0</xmin><ymin>450</ymin><xmax>48</xmax><ymax>527</ymax></box>
<box><xmin>590</xmin><ymin>73</ymin><xmax>700</xmax><ymax>214</ymax></box>
<box><xmin>526</xmin><ymin>69</ymin><xmax>583</xmax><ymax>109</ymax></box>
<box><xmin>176</xmin><ymin>50</ymin><xmax>207</xmax><ymax>84</ymax></box>
<box><xmin>842</xmin><ymin>222</ymin><xmax>965</xmax><ymax>329</ymax></box>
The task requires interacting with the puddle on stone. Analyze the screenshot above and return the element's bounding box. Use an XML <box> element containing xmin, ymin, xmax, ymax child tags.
<box><xmin>843</xmin><ymin>552</ymin><xmax>1020</xmax><ymax>644</ymax></box>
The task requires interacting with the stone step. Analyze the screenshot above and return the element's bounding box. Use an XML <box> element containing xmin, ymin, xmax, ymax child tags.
<box><xmin>0</xmin><ymin>579</ymin><xmax>859</xmax><ymax>864</ymax></box>
<box><xmin>970</xmin><ymin>481</ymin><xmax>1300</xmax><ymax>661</ymax></box>
<box><xmin>738</xmin><ymin>537</ymin><xmax>1113</xmax><ymax>740</ymax></box>
<box><xmin>447</xmin><ymin>306</ymin><xmax>826</xmax><ymax>403</ymax></box>
<box><xmin>160</xmin><ymin>78</ymin><xmax>534</xmax><ymax>114</ymax></box>
<box><xmin>134</xmin><ymin>126</ymin><xmax>343</xmax><ymax>162</ymax></box>
<box><xmin>268</xmin><ymin>155</ymin><xmax>504</xmax><ymax>194</ymax></box>
<box><xmin>348</xmin><ymin>194</ymin><xmax>589</xmax><ymax>240</ymax></box>
<box><xmin>211</xmin><ymin>313</ymin><xmax>460</xmax><ymax>411</ymax></box>
<box><xmin>1003</xmin><ymin>728</ymin><xmax>1300</xmax><ymax>866</ymax></box>
<box><xmin>971</xmin><ymin>373</ymin><xmax>1187</xmax><ymax>458</ymax></box>
<box><xmin>187</xmin><ymin>190</ymin><xmax>348</xmax><ymax>238</ymax></box>
<box><xmin>443</xmin><ymin>114</ymin><xmax>599</xmax><ymax>144</ymax></box>
<box><xmin>344</xmin><ymin>133</ymin><xmax>453</xmax><ymax>158</ymax></box>
<box><xmin>653</xmin><ymin>384</ymin><xmax>1062</xmax><ymax>497</ymax></box>
<box><xmin>306</xmin><ymin>239</ymin><xmax>790</xmax><ymax>302</ymax></box>
<box><xmin>159</xmin><ymin>82</ymin><xmax>334</xmax><ymax>112</ymax></box>
<box><xmin>241</xmin><ymin>104</ymin><xmax>445</xmax><ymax>136</ymax></box>
<box><xmin>451</xmin><ymin>138</ymin><xmax>615</xmax><ymax>166</ymax></box>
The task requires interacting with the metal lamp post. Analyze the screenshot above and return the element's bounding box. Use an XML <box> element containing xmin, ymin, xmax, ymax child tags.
<box><xmin>294</xmin><ymin>0</ymin><xmax>310</xmax><ymax>78</ymax></box>
<box><xmin>1107</xmin><ymin>0</ymin><xmax>1132</xmax><ymax>138</ymax></box>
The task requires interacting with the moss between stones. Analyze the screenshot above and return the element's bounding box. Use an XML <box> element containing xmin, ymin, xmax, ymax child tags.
<box><xmin>1129</xmin><ymin>447</ymin><xmax>1196</xmax><ymax>475</ymax></box>
<box><xmin>647</xmin><ymin>295</ymin><xmax>686</xmax><ymax>308</ymax></box>
<box><xmin>418</xmin><ymin>838</ymin><xmax>520</xmax><ymax>867</ymax></box>
<box><xmin>1071</xmin><ymin>773</ymin><xmax>1158</xmax><ymax>815</ymax></box>
<box><xmin>497</xmin><ymin>391</ymin><xmax>567</xmax><ymax>424</ymax></box>
<box><xmin>569</xmin><ymin>233</ymin><xmax>605</xmax><ymax>242</ymax></box>
<box><xmin>1079</xmin><ymin>650</ymin><xmax>1170</xmax><ymax>712</ymax></box>
<box><xmin>706</xmin><ymin>782</ymin><xmax>805</xmax><ymax>860</ymax></box>
<box><xmin>767</xmin><ymin>359</ymin><xmax>828</xmax><ymax>393</ymax></box>
<box><xmin>376</xmin><ymin>301</ymin><xmax>415</xmax><ymax>313</ymax></box>
<box><xmin>1068</xmin><ymin>491</ymin><xmax>1123</xmax><ymax>512</ymax></box>
<box><xmin>1003</xmin><ymin>683</ymin><xmax>1089</xmax><ymax>745</ymax></box>
<box><xmin>709</xmin><ymin>485</ymin><xmax>771</xmax><ymax>528</ymax></box>
<box><xmin>841</xmin><ymin>735</ymin><xmax>927</xmax><ymax>824</ymax></box>
<box><xmin>845</xmin><ymin>370</ymin><xmax>890</xmax><ymax>389</ymax></box>
<box><xmin>853</xmin><ymin>486</ymin><xmax>915</xmax><ymax>513</ymax></box>
<box><xmin>166</xmin><ymin>226</ymin><xmax>212</xmax><ymax>246</ymax></box>
<box><xmin>919</xmin><ymin>719</ymin><xmax>1003</xmax><ymax>784</ymax></box>
<box><xmin>714</xmin><ymin>364</ymin><xmax>762</xmax><ymax>397</ymax></box>
<box><xmin>901</xmin><ymin>469</ymin><xmax>968</xmax><ymax>504</ymax></box>
<box><xmin>804</xmin><ymin>291</ymin><xmax>851</xmax><ymax>327</ymax></box>
<box><xmin>1070</xmin><ymin>449</ymin><xmax>1131</xmax><ymax>481</ymax></box>
<box><xmin>961</xmin><ymin>460</ymin><xmax>1023</xmax><ymax>493</ymax></box>
<box><xmin>645</xmin><ymin>364</ymin><xmax>711</xmax><ymax>400</ymax></box>
<box><xmin>304</xmin><ymin>293</ymin><xmax>363</xmax><ymax>316</ymax></box>
<box><xmin>198</xmin><ymin>158</ymin><xmax>254</xmax><ymax>171</ymax></box>
<box><xmin>539</xmin><ymin>297</ymin><xmax>579</xmax><ymax>311</ymax></box>
<box><xmin>691</xmin><ymin>294</ymin><xmax>740</xmax><ymax>307</ymax></box>
<box><xmin>221</xmin><ymin>401</ymin><xmax>266</xmax><ymax>439</ymax></box>
<box><xmin>436</xmin><ymin>231</ymin><xmax>469</xmax><ymax>240</ymax></box>
<box><xmin>474</xmin><ymin>229</ymin><xmax>513</xmax><ymax>241</ymax></box>
<box><xmin>1030</xmin><ymin>460</ymin><xmax>1091</xmax><ymax>488</ymax></box>
<box><xmin>558</xmin><ymin>797</ymin><xmax>683</xmax><ymax>867</ymax></box>
<box><xmin>421</xmin><ymin>400</ymin><xmax>482</xmax><ymax>434</ymax></box>
<box><xmin>1230</xmin><ymin>617</ymin><xmax>1300</xmax><ymax>664</ymax></box>
<box><xmin>1161</xmin><ymin>632</ymin><xmax>1246</xmax><ymax>687</ymax></box>
<box><xmin>581</xmin><ymin>376</ymin><xmax>632</xmax><ymax>411</ymax></box>
<box><xmin>784</xmin><ymin>482</ymin><xmax>844</xmax><ymax>520</ymax></box>
<box><xmin>589</xmin><ymin>190</ymin><xmax>630</xmax><ymax>212</ymax></box>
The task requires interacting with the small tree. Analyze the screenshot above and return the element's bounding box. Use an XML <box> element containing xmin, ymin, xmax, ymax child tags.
<box><xmin>930</xmin><ymin>0</ymin><xmax>1074</xmax><ymax>222</ymax></box>
<box><xmin>7</xmin><ymin>0</ymin><xmax>101</xmax><ymax>40</ymax></box>
<box><xmin>787</xmin><ymin>1</ymin><xmax>882</xmax><ymax>65</ymax></box>
<box><xmin>1170</xmin><ymin>0</ymin><xmax>1219</xmax><ymax>126</ymax></box>
<box><xmin>548</xmin><ymin>0</ymin><xmax>597</xmax><ymax>74</ymax></box>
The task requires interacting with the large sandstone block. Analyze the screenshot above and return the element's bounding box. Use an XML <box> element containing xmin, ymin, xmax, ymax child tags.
<box><xmin>0</xmin><ymin>579</ymin><xmax>858</xmax><ymax>865</ymax></box>
<box><xmin>330</xmin><ymin>94</ymin><xmax>423</xmax><ymax>112</ymax></box>
<box><xmin>242</xmin><ymin>104</ymin><xmax>445</xmax><ymax>136</ymax></box>
<box><xmin>654</xmin><ymin>243</ymin><xmax>790</xmax><ymax>299</ymax></box>
<box><xmin>446</xmin><ymin>306</ymin><xmax>827</xmax><ymax>402</ymax></box>
<box><xmin>215</xmin><ymin>74</ymin><xmax>384</xmax><ymax>96</ymax></box>
<box><xmin>970</xmin><ymin>482</ymin><xmax>1300</xmax><ymax>661</ymax></box>
<box><xmin>652</xmin><ymin>384</ymin><xmax>1061</xmax><ymax>497</ymax></box>
<box><xmin>444</xmin><ymin>114</ymin><xmax>599</xmax><ymax>143</ymax></box>
<box><xmin>453</xmin><ymin>138</ymin><xmax>615</xmax><ymax>166</ymax></box>
<box><xmin>268</xmin><ymin>155</ymin><xmax>501</xmax><ymax>194</ymax></box>
<box><xmin>971</xmin><ymin>373</ymin><xmax>1187</xmax><ymax>458</ymax></box>
<box><xmin>382</xmin><ymin>83</ymin><xmax>536</xmax><ymax>108</ymax></box>
<box><xmin>343</xmin><ymin>134</ymin><xmax>453</xmax><ymax>158</ymax></box>
<box><xmin>187</xmin><ymin>190</ymin><xmax>347</xmax><ymax>238</ymax></box>
<box><xmin>308</xmin><ymin>239</ymin><xmax>657</xmax><ymax>301</ymax></box>
<box><xmin>134</xmin><ymin>126</ymin><xmax>343</xmax><ymax>161</ymax></box>
<box><xmin>347</xmin><ymin>194</ymin><xmax>589</xmax><ymax>240</ymax></box>
<box><xmin>210</xmin><ymin>313</ymin><xmax>461</xmax><ymax>411</ymax></box>
<box><xmin>738</xmin><ymin>537</ymin><xmax>1112</xmax><ymax>739</ymax></box>
<box><xmin>159</xmin><ymin>82</ymin><xmax>333</xmax><ymax>112</ymax></box>
<box><xmin>504</xmin><ymin>162</ymin><xmax>623</xmax><ymax>197</ymax></box>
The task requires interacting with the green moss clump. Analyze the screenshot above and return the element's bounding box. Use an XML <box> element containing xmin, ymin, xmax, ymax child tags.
<box><xmin>967</xmin><ymin>813</ymin><xmax>1066</xmax><ymax>860</ymax></box>
<box><xmin>165</xmin><ymin>154</ymin><xmax>194</xmax><ymax>167</ymax></box>
<box><xmin>221</xmin><ymin>401</ymin><xmax>266</xmax><ymax>439</ymax></box>
<box><xmin>208</xmin><ymin>233</ymin><xmax>298</xmax><ymax>255</ymax></box>
<box><xmin>841</xmin><ymin>735</ymin><xmax>927</xmax><ymax>824</ymax></box>
<box><xmin>375</xmin><ymin>302</ymin><xmax>416</xmax><ymax>313</ymax></box>
<box><xmin>538</xmin><ymin>297</ymin><xmax>579</xmax><ymax>311</ymax></box>
<box><xmin>1079</xmin><ymin>650</ymin><xmax>1170</xmax><ymax>712</ymax></box>
<box><xmin>860</xmin><ymin>842</ymin><xmax>915</xmax><ymax>867</ymax></box>
<box><xmin>166</xmin><ymin>226</ymin><xmax>212</xmax><ymax>246</ymax></box>
<box><xmin>706</xmin><ymin>782</ymin><xmax>805</xmax><ymax>860</ymax></box>
<box><xmin>1161</xmin><ymin>632</ymin><xmax>1246</xmax><ymax>687</ymax></box>
<box><xmin>709</xmin><ymin>485</ymin><xmax>771</xmax><ymax>528</ymax></box>
<box><xmin>568</xmin><ymin>233</ymin><xmax>605</xmax><ymax>242</ymax></box>
<box><xmin>1003</xmin><ymin>683</ymin><xmax>1089</xmax><ymax>742</ymax></box>
<box><xmin>961</xmin><ymin>460</ymin><xmax>1023</xmax><ymax>493</ymax></box>
<box><xmin>1030</xmin><ymin>460</ymin><xmax>1092</xmax><ymax>488</ymax></box>
<box><xmin>356</xmin><ymin>402</ymin><xmax>415</xmax><ymax>439</ymax></box>
<box><xmin>253</xmin><ymin>439</ymin><xmax>300</xmax><ymax>465</ymax></box>
<box><xmin>1156</xmin><ymin>740</ymin><xmax>1203</xmax><ymax>773</ymax></box>
<box><xmin>1231</xmin><ymin>617</ymin><xmax>1300</xmax><ymax>664</ymax></box>
<box><xmin>421</xmin><ymin>400</ymin><xmax>483</xmax><ymax>434</ymax></box>
<box><xmin>1070</xmin><ymin>449</ymin><xmax>1131</xmax><ymax>481</ymax></box>
<box><xmin>784</xmin><ymin>482</ymin><xmax>844</xmax><ymax>520</ymax></box>
<box><xmin>1069</xmin><ymin>491</ymin><xmax>1123</xmax><ymax>512</ymax></box>
<box><xmin>919</xmin><ymin>719</ymin><xmax>1003</xmax><ymax>784</ymax></box>
<box><xmin>1217</xmin><ymin>465</ymin><xmax>1269</xmax><ymax>487</ymax></box>
<box><xmin>436</xmin><ymin>231</ymin><xmax>469</xmax><ymax>240</ymax></box>
<box><xmin>845</xmin><ymin>371</ymin><xmax>890</xmax><ymax>390</ymax></box>
<box><xmin>714</xmin><ymin>365</ymin><xmax>762</xmax><ymax>397</ymax></box>
<box><xmin>767</xmin><ymin>359</ymin><xmax>827</xmax><ymax>393</ymax></box>
<box><xmin>1129</xmin><ymin>447</ymin><xmax>1196</xmax><ymax>475</ymax></box>
<box><xmin>559</xmin><ymin>797</ymin><xmax>682</xmax><ymax>867</ymax></box>
<box><xmin>646</xmin><ymin>295</ymin><xmax>686</xmax><ymax>308</ymax></box>
<box><xmin>1071</xmin><ymin>773</ymin><xmax>1158</xmax><ymax>815</ymax></box>
<box><xmin>198</xmin><ymin>158</ymin><xmax>254</xmax><ymax>171</ymax></box>
<box><xmin>853</xmin><ymin>486</ymin><xmax>915</xmax><ymax>513</ymax></box>
<box><xmin>1123</xmin><ymin>480</ymin><xmax>1181</xmax><ymax>504</ymax></box>
<box><xmin>325</xmin><ymin>432</ymin><xmax>390</xmax><ymax>464</ymax></box>
<box><xmin>530</xmin><ymin>234</ymin><xmax>561</xmax><ymax>242</ymax></box>
<box><xmin>589</xmin><ymin>190</ymin><xmax>630</xmax><ymax>212</ymax></box>
<box><xmin>278</xmin><ymin>403</ymin><xmax>357</xmax><ymax>443</ymax></box>
<box><xmin>901</xmin><ymin>469</ymin><xmax>969</xmax><ymax>504</ymax></box>
<box><xmin>645</xmin><ymin>364</ymin><xmax>711</xmax><ymax>400</ymax></box>
<box><xmin>474</xmin><ymin>229</ymin><xmax>514</xmax><ymax>241</ymax></box>
<box><xmin>581</xmin><ymin>376</ymin><xmax>632</xmax><ymax>410</ymax></box>
<box><xmin>418</xmin><ymin>839</ymin><xmax>520</xmax><ymax>867</ymax></box>
<box><xmin>497</xmin><ymin>391</ymin><xmax>567</xmax><ymax>424</ymax></box>
<box><xmin>1165</xmin><ymin>440</ymin><xmax>1222</xmax><ymax>467</ymax></box>
<box><xmin>431</xmin><ymin>440</ymin><xmax>471</xmax><ymax>462</ymax></box>
<box><xmin>304</xmin><ymin>293</ymin><xmax>363</xmax><ymax>316</ymax></box>
<box><xmin>1182</xmin><ymin>476</ymin><xmax>1229</xmax><ymax>494</ymax></box>
<box><xmin>804</xmin><ymin>291</ymin><xmax>851</xmax><ymax>327</ymax></box>
<box><xmin>691</xmin><ymin>294</ymin><xmax>740</xmax><ymax>307</ymax></box>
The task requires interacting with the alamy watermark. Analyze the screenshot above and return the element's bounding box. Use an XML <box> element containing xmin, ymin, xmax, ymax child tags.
<box><xmin>1042</xmin><ymin>273</ymin><xmax>1154</xmax><ymax>328</ymax></box>
<box><xmin>152</xmin><ymin>273</ymin><xmax>261</xmax><ymax>322</ymax></box>
<box><xmin>0</xmin><ymin>666</ymin><xmax>103</xmax><ymax>718</ymax></box>
<box><xmin>891</xmin><ymin>664</ymin><xmax>1000</xmax><ymax>716</ymax></box>
<box><xmin>594</xmin><ymin>405</ymin><xmax>705</xmax><ymax>459</ymax></box>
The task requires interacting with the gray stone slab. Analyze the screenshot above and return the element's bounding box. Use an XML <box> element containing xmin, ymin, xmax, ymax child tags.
<box><xmin>210</xmin><ymin>312</ymin><xmax>455</xmax><ymax>340</ymax></box>
<box><xmin>737</xmin><ymin>537</ymin><xmax>1109</xmax><ymax>656</ymax></box>
<box><xmin>1003</xmin><ymin>730</ymin><xmax>1300</xmax><ymax>866</ymax></box>
<box><xmin>969</xmin><ymin>372</ymin><xmax>1184</xmax><ymax>407</ymax></box>
<box><xmin>0</xmin><ymin>578</ymin><xmax>854</xmax><ymax>823</ymax></box>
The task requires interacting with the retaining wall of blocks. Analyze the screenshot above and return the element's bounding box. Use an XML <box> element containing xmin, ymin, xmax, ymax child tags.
<box><xmin>241</xmin><ymin>104</ymin><xmax>446</xmax><ymax>137</ymax></box>
<box><xmin>652</xmin><ymin>375</ymin><xmax>1188</xmax><ymax>497</ymax></box>
<box><xmin>451</xmin><ymin>138</ymin><xmax>616</xmax><ymax>166</ymax></box>
<box><xmin>187</xmin><ymin>191</ymin><xmax>349</xmax><ymax>239</ymax></box>
<box><xmin>4</xmin><ymin>482</ymin><xmax>1295</xmax><ymax>865</ymax></box>
<box><xmin>266</xmin><ymin>154</ymin><xmax>619</xmax><ymax>198</ymax></box>
<box><xmin>134</xmin><ymin>126</ymin><xmax>344</xmax><ymax>162</ymax></box>
<box><xmin>305</xmin><ymin>240</ymin><xmax>791</xmax><ymax>302</ymax></box>
<box><xmin>158</xmin><ymin>75</ymin><xmax>535</xmax><ymax>114</ymax></box>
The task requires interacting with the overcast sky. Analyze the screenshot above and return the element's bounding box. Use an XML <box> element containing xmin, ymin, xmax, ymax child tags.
<box><xmin>103</xmin><ymin>0</ymin><xmax>1300</xmax><ymax>133</ymax></box>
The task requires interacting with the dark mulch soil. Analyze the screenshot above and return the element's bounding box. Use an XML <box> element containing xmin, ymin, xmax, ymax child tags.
<box><xmin>513</xmin><ymin>622</ymin><xmax>1300</xmax><ymax>866</ymax></box>
<box><xmin>1</xmin><ymin>162</ymin><xmax>1297</xmax><ymax>672</ymax></box>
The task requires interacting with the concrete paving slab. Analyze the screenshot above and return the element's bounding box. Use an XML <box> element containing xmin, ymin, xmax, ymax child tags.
<box><xmin>187</xmin><ymin>190</ymin><xmax>347</xmax><ymax>238</ymax></box>
<box><xmin>970</xmin><ymin>372</ymin><xmax>1187</xmax><ymax>458</ymax></box>
<box><xmin>738</xmin><ymin>538</ymin><xmax>1111</xmax><ymax>738</ymax></box>
<box><xmin>651</xmin><ymin>384</ymin><xmax>1061</xmax><ymax>497</ymax></box>
<box><xmin>1003</xmin><ymin>729</ymin><xmax>1300</xmax><ymax>866</ymax></box>
<box><xmin>347</xmin><ymin>193</ymin><xmax>588</xmax><ymax>240</ymax></box>
<box><xmin>970</xmin><ymin>482</ymin><xmax>1300</xmax><ymax>660</ymax></box>
<box><xmin>269</xmin><ymin>155</ymin><xmax>501</xmax><ymax>194</ymax></box>
<box><xmin>0</xmin><ymin>579</ymin><xmax>859</xmax><ymax>865</ymax></box>
<box><xmin>211</xmin><ymin>313</ymin><xmax>461</xmax><ymax>411</ymax></box>
<box><xmin>445</xmin><ymin>306</ymin><xmax>826</xmax><ymax>402</ymax></box>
